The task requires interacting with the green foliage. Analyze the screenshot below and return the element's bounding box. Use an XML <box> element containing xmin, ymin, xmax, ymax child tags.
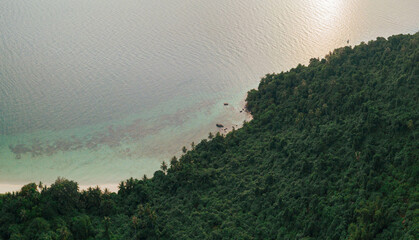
<box><xmin>70</xmin><ymin>215</ymin><xmax>93</xmax><ymax>240</ymax></box>
<box><xmin>25</xmin><ymin>217</ymin><xmax>50</xmax><ymax>240</ymax></box>
<box><xmin>45</xmin><ymin>178</ymin><xmax>79</xmax><ymax>215</ymax></box>
<box><xmin>0</xmin><ymin>32</ymin><xmax>418</xmax><ymax>239</ymax></box>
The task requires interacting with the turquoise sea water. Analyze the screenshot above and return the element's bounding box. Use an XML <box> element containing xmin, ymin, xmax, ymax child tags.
<box><xmin>1</xmin><ymin>0</ymin><xmax>418</xmax><ymax>192</ymax></box>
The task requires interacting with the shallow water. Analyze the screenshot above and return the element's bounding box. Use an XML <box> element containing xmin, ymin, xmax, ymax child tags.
<box><xmin>1</xmin><ymin>0</ymin><xmax>418</xmax><ymax>192</ymax></box>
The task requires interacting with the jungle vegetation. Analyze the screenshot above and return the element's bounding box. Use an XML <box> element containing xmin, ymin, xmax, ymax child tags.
<box><xmin>1</xmin><ymin>32</ymin><xmax>418</xmax><ymax>240</ymax></box>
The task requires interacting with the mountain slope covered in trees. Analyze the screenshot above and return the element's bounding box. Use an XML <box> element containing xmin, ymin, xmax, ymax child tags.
<box><xmin>1</xmin><ymin>32</ymin><xmax>418</xmax><ymax>240</ymax></box>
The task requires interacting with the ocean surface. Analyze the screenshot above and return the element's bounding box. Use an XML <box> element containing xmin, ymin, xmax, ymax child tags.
<box><xmin>1</xmin><ymin>0</ymin><xmax>418</xmax><ymax>192</ymax></box>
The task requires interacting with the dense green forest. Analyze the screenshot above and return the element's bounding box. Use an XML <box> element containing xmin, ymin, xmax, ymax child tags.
<box><xmin>1</xmin><ymin>33</ymin><xmax>418</xmax><ymax>240</ymax></box>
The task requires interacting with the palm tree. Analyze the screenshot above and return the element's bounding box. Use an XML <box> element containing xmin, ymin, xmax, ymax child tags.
<box><xmin>160</xmin><ymin>161</ymin><xmax>168</xmax><ymax>174</ymax></box>
<box><xmin>170</xmin><ymin>156</ymin><xmax>178</xmax><ymax>169</ymax></box>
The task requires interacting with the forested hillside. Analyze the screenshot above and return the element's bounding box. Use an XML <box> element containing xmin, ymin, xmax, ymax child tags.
<box><xmin>1</xmin><ymin>33</ymin><xmax>418</xmax><ymax>240</ymax></box>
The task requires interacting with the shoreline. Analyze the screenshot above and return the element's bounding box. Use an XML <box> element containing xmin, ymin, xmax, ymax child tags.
<box><xmin>0</xmin><ymin>182</ymin><xmax>120</xmax><ymax>194</ymax></box>
<box><xmin>0</xmin><ymin>95</ymin><xmax>253</xmax><ymax>194</ymax></box>
<box><xmin>216</xmin><ymin>93</ymin><xmax>253</xmax><ymax>135</ymax></box>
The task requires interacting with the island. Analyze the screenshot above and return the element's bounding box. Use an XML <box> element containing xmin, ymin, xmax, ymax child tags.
<box><xmin>0</xmin><ymin>33</ymin><xmax>418</xmax><ymax>240</ymax></box>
